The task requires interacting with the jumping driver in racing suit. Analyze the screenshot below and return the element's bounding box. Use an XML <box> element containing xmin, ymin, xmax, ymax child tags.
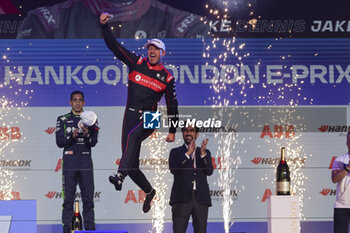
<box><xmin>100</xmin><ymin>12</ymin><xmax>178</xmax><ymax>213</ymax></box>
<box><xmin>17</xmin><ymin>0</ymin><xmax>210</xmax><ymax>39</ymax></box>
<box><xmin>55</xmin><ymin>91</ymin><xmax>99</xmax><ymax>233</ymax></box>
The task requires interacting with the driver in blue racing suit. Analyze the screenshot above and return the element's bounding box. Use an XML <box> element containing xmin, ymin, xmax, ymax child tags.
<box><xmin>55</xmin><ymin>91</ymin><xmax>99</xmax><ymax>233</ymax></box>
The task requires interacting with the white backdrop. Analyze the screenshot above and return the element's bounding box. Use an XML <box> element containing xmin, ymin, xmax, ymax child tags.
<box><xmin>0</xmin><ymin>106</ymin><xmax>344</xmax><ymax>225</ymax></box>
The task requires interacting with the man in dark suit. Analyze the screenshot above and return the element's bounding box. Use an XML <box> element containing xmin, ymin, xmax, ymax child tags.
<box><xmin>169</xmin><ymin>125</ymin><xmax>213</xmax><ymax>233</ymax></box>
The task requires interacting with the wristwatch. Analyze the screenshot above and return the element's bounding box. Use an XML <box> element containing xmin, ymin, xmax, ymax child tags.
<box><xmin>344</xmin><ymin>163</ymin><xmax>349</xmax><ymax>172</ymax></box>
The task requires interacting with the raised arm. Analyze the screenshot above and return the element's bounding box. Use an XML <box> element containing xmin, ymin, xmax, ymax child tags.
<box><xmin>100</xmin><ymin>13</ymin><xmax>139</xmax><ymax>67</ymax></box>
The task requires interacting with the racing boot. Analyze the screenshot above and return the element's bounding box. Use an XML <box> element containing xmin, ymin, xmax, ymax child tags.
<box><xmin>143</xmin><ymin>188</ymin><xmax>156</xmax><ymax>213</ymax></box>
<box><xmin>109</xmin><ymin>172</ymin><xmax>125</xmax><ymax>191</ymax></box>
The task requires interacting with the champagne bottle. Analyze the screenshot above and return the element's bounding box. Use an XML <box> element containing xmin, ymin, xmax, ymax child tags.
<box><xmin>276</xmin><ymin>147</ymin><xmax>291</xmax><ymax>195</ymax></box>
<box><xmin>71</xmin><ymin>200</ymin><xmax>82</xmax><ymax>232</ymax></box>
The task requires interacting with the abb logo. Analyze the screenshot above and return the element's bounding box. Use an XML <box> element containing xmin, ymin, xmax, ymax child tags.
<box><xmin>0</xmin><ymin>191</ymin><xmax>21</xmax><ymax>200</ymax></box>
<box><xmin>45</xmin><ymin>127</ymin><xmax>56</xmax><ymax>134</ymax></box>
<box><xmin>260</xmin><ymin>125</ymin><xmax>295</xmax><ymax>138</ymax></box>
<box><xmin>124</xmin><ymin>190</ymin><xmax>158</xmax><ymax>204</ymax></box>
<box><xmin>55</xmin><ymin>159</ymin><xmax>62</xmax><ymax>172</ymax></box>
<box><xmin>261</xmin><ymin>188</ymin><xmax>272</xmax><ymax>202</ymax></box>
<box><xmin>0</xmin><ymin>127</ymin><xmax>21</xmax><ymax>140</ymax></box>
<box><xmin>115</xmin><ymin>159</ymin><xmax>120</xmax><ymax>166</ymax></box>
<box><xmin>320</xmin><ymin>189</ymin><xmax>336</xmax><ymax>196</ymax></box>
<box><xmin>211</xmin><ymin>157</ymin><xmax>227</xmax><ymax>169</ymax></box>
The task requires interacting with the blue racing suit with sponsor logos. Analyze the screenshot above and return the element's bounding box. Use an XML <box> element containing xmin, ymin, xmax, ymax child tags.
<box><xmin>17</xmin><ymin>0</ymin><xmax>210</xmax><ymax>39</ymax></box>
<box><xmin>101</xmin><ymin>22</ymin><xmax>178</xmax><ymax>193</ymax></box>
<box><xmin>55</xmin><ymin>111</ymin><xmax>99</xmax><ymax>233</ymax></box>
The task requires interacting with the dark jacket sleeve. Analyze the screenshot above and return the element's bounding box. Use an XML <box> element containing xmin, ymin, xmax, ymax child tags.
<box><xmin>84</xmin><ymin>121</ymin><xmax>99</xmax><ymax>147</ymax></box>
<box><xmin>169</xmin><ymin>10</ymin><xmax>211</xmax><ymax>38</ymax></box>
<box><xmin>165</xmin><ymin>76</ymin><xmax>179</xmax><ymax>134</ymax></box>
<box><xmin>17</xmin><ymin>12</ymin><xmax>52</xmax><ymax>39</ymax></box>
<box><xmin>55</xmin><ymin>116</ymin><xmax>75</xmax><ymax>148</ymax></box>
<box><xmin>169</xmin><ymin>148</ymin><xmax>192</xmax><ymax>175</ymax></box>
<box><xmin>182</xmin><ymin>19</ymin><xmax>211</xmax><ymax>38</ymax></box>
<box><xmin>101</xmin><ymin>23</ymin><xmax>139</xmax><ymax>67</ymax></box>
<box><xmin>198</xmin><ymin>149</ymin><xmax>214</xmax><ymax>176</ymax></box>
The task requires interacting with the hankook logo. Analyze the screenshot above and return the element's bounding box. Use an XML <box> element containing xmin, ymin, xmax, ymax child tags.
<box><xmin>318</xmin><ymin>125</ymin><xmax>350</xmax><ymax>133</ymax></box>
<box><xmin>210</xmin><ymin>189</ymin><xmax>239</xmax><ymax>201</ymax></box>
<box><xmin>115</xmin><ymin>158</ymin><xmax>168</xmax><ymax>167</ymax></box>
<box><xmin>251</xmin><ymin>157</ymin><xmax>306</xmax><ymax>165</ymax></box>
<box><xmin>45</xmin><ymin>191</ymin><xmax>101</xmax><ymax>199</ymax></box>
<box><xmin>320</xmin><ymin>189</ymin><xmax>336</xmax><ymax>196</ymax></box>
<box><xmin>45</xmin><ymin>127</ymin><xmax>56</xmax><ymax>134</ymax></box>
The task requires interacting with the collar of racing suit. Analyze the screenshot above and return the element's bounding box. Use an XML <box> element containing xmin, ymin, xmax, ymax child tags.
<box><xmin>70</xmin><ymin>111</ymin><xmax>81</xmax><ymax>118</ymax></box>
<box><xmin>144</xmin><ymin>58</ymin><xmax>165</xmax><ymax>71</ymax></box>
